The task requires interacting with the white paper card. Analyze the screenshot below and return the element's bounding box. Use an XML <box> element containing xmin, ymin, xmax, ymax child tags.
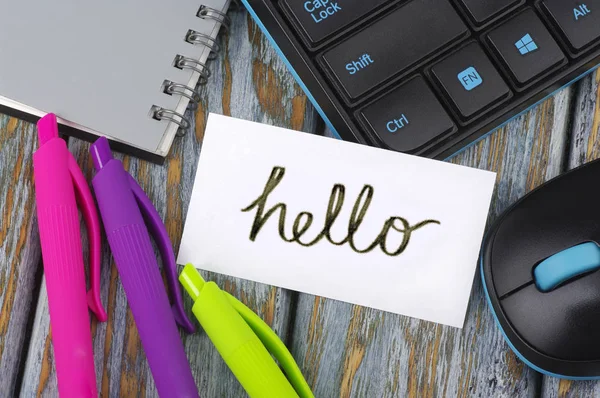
<box><xmin>178</xmin><ymin>114</ymin><xmax>496</xmax><ymax>328</ymax></box>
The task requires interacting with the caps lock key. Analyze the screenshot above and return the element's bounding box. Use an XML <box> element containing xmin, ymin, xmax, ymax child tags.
<box><xmin>282</xmin><ymin>0</ymin><xmax>390</xmax><ymax>44</ymax></box>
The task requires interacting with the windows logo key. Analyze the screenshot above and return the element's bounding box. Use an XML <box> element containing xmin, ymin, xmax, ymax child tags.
<box><xmin>515</xmin><ymin>34</ymin><xmax>538</xmax><ymax>55</ymax></box>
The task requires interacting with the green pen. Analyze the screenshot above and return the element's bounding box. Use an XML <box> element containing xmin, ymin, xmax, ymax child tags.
<box><xmin>179</xmin><ymin>264</ymin><xmax>314</xmax><ymax>398</ymax></box>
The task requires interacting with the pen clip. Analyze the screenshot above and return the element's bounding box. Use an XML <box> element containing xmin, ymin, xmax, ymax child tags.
<box><xmin>68</xmin><ymin>146</ymin><xmax>107</xmax><ymax>322</ymax></box>
<box><xmin>224</xmin><ymin>292</ymin><xmax>314</xmax><ymax>398</ymax></box>
<box><xmin>128</xmin><ymin>175</ymin><xmax>196</xmax><ymax>333</ymax></box>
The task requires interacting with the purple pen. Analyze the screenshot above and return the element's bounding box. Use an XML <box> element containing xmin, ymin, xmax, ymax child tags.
<box><xmin>90</xmin><ymin>137</ymin><xmax>198</xmax><ymax>397</ymax></box>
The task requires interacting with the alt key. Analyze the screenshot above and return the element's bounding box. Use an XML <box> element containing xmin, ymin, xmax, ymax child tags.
<box><xmin>543</xmin><ymin>0</ymin><xmax>600</xmax><ymax>51</ymax></box>
<box><xmin>360</xmin><ymin>76</ymin><xmax>455</xmax><ymax>153</ymax></box>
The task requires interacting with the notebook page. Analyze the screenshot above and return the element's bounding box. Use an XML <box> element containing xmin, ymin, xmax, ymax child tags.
<box><xmin>0</xmin><ymin>0</ymin><xmax>227</xmax><ymax>153</ymax></box>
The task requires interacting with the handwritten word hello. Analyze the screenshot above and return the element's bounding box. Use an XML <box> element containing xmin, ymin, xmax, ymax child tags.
<box><xmin>241</xmin><ymin>167</ymin><xmax>440</xmax><ymax>257</ymax></box>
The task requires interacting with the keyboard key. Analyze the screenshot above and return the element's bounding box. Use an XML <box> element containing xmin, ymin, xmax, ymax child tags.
<box><xmin>542</xmin><ymin>0</ymin><xmax>600</xmax><ymax>51</ymax></box>
<box><xmin>459</xmin><ymin>0</ymin><xmax>521</xmax><ymax>24</ymax></box>
<box><xmin>431</xmin><ymin>42</ymin><xmax>511</xmax><ymax>119</ymax></box>
<box><xmin>282</xmin><ymin>0</ymin><xmax>390</xmax><ymax>44</ymax></box>
<box><xmin>487</xmin><ymin>10</ymin><xmax>566</xmax><ymax>85</ymax></box>
<box><xmin>360</xmin><ymin>77</ymin><xmax>455</xmax><ymax>152</ymax></box>
<box><xmin>322</xmin><ymin>0</ymin><xmax>468</xmax><ymax>99</ymax></box>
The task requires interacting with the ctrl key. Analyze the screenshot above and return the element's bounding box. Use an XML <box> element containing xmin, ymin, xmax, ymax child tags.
<box><xmin>360</xmin><ymin>77</ymin><xmax>455</xmax><ymax>153</ymax></box>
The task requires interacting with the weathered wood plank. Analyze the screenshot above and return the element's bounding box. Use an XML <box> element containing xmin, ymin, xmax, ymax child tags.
<box><xmin>0</xmin><ymin>116</ymin><xmax>43</xmax><ymax>396</ymax></box>
<box><xmin>291</xmin><ymin>88</ymin><xmax>574</xmax><ymax>397</ymax></box>
<box><xmin>20</xmin><ymin>8</ymin><xmax>319</xmax><ymax>397</ymax></box>
<box><xmin>540</xmin><ymin>70</ymin><xmax>600</xmax><ymax>398</ymax></box>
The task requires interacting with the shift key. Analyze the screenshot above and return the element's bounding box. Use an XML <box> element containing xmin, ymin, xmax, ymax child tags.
<box><xmin>322</xmin><ymin>0</ymin><xmax>469</xmax><ymax>99</ymax></box>
<box><xmin>282</xmin><ymin>0</ymin><xmax>390</xmax><ymax>44</ymax></box>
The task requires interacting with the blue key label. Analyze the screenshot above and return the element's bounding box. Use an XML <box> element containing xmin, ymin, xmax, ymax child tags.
<box><xmin>304</xmin><ymin>0</ymin><xmax>342</xmax><ymax>23</ymax></box>
<box><xmin>458</xmin><ymin>66</ymin><xmax>483</xmax><ymax>91</ymax></box>
<box><xmin>345</xmin><ymin>54</ymin><xmax>374</xmax><ymax>75</ymax></box>
<box><xmin>574</xmin><ymin>4</ymin><xmax>591</xmax><ymax>20</ymax></box>
<box><xmin>386</xmin><ymin>114</ymin><xmax>409</xmax><ymax>133</ymax></box>
<box><xmin>515</xmin><ymin>34</ymin><xmax>538</xmax><ymax>55</ymax></box>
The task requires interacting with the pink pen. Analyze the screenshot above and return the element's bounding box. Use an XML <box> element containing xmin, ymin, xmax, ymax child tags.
<box><xmin>33</xmin><ymin>114</ymin><xmax>107</xmax><ymax>397</ymax></box>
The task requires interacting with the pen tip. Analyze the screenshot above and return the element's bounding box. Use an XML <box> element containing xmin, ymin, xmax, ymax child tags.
<box><xmin>180</xmin><ymin>264</ymin><xmax>205</xmax><ymax>301</ymax></box>
<box><xmin>37</xmin><ymin>114</ymin><xmax>59</xmax><ymax>145</ymax></box>
<box><xmin>90</xmin><ymin>137</ymin><xmax>113</xmax><ymax>171</ymax></box>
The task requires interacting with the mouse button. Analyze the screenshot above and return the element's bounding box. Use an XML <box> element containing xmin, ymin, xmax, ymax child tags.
<box><xmin>488</xmin><ymin>214</ymin><xmax>546</xmax><ymax>297</ymax></box>
<box><xmin>534</xmin><ymin>242</ymin><xmax>600</xmax><ymax>292</ymax></box>
<box><xmin>489</xmin><ymin>203</ymin><xmax>579</xmax><ymax>297</ymax></box>
<box><xmin>489</xmin><ymin>181</ymin><xmax>600</xmax><ymax>297</ymax></box>
<box><xmin>501</xmin><ymin>276</ymin><xmax>600</xmax><ymax>361</ymax></box>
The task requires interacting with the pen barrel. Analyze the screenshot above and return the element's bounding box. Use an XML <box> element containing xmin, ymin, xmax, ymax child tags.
<box><xmin>193</xmin><ymin>283</ymin><xmax>298</xmax><ymax>398</ymax></box>
<box><xmin>93</xmin><ymin>160</ymin><xmax>198</xmax><ymax>397</ymax></box>
<box><xmin>107</xmin><ymin>226</ymin><xmax>198</xmax><ymax>397</ymax></box>
<box><xmin>34</xmin><ymin>139</ymin><xmax>98</xmax><ymax>398</ymax></box>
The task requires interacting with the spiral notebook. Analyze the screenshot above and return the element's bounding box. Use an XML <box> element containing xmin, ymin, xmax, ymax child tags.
<box><xmin>0</xmin><ymin>0</ymin><xmax>230</xmax><ymax>163</ymax></box>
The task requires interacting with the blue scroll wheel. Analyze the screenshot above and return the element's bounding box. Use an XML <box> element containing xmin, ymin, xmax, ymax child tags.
<box><xmin>534</xmin><ymin>242</ymin><xmax>600</xmax><ymax>292</ymax></box>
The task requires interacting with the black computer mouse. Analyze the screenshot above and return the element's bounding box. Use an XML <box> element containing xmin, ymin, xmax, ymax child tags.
<box><xmin>481</xmin><ymin>159</ymin><xmax>600</xmax><ymax>379</ymax></box>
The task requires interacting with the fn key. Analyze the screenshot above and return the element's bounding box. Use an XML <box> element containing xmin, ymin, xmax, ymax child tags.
<box><xmin>432</xmin><ymin>43</ymin><xmax>511</xmax><ymax>119</ymax></box>
<box><xmin>360</xmin><ymin>77</ymin><xmax>455</xmax><ymax>153</ymax></box>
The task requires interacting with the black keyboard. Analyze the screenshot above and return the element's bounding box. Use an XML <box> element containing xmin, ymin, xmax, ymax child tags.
<box><xmin>240</xmin><ymin>0</ymin><xmax>600</xmax><ymax>159</ymax></box>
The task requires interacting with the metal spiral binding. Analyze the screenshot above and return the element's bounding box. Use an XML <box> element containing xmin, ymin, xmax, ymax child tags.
<box><xmin>186</xmin><ymin>30</ymin><xmax>221</xmax><ymax>60</ymax></box>
<box><xmin>151</xmin><ymin>106</ymin><xmax>190</xmax><ymax>136</ymax></box>
<box><xmin>197</xmin><ymin>5</ymin><xmax>231</xmax><ymax>30</ymax></box>
<box><xmin>174</xmin><ymin>55</ymin><xmax>211</xmax><ymax>85</ymax></box>
<box><xmin>150</xmin><ymin>4</ymin><xmax>231</xmax><ymax>135</ymax></box>
<box><xmin>162</xmin><ymin>80</ymin><xmax>202</xmax><ymax>104</ymax></box>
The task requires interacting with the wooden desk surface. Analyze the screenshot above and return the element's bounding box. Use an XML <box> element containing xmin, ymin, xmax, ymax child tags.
<box><xmin>1</xmin><ymin>8</ymin><xmax>600</xmax><ymax>397</ymax></box>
